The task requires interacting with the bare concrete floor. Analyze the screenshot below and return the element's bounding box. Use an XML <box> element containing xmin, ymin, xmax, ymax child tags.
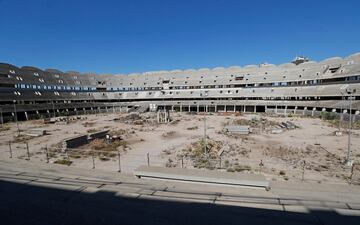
<box><xmin>0</xmin><ymin>112</ymin><xmax>359</xmax><ymax>184</ymax></box>
<box><xmin>1</xmin><ymin>158</ymin><xmax>360</xmax><ymax>225</ymax></box>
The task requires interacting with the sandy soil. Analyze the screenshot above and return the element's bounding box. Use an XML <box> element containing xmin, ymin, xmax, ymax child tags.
<box><xmin>0</xmin><ymin>111</ymin><xmax>359</xmax><ymax>184</ymax></box>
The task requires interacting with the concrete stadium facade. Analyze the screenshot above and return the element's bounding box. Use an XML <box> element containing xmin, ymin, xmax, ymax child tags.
<box><xmin>0</xmin><ymin>53</ymin><xmax>360</xmax><ymax>122</ymax></box>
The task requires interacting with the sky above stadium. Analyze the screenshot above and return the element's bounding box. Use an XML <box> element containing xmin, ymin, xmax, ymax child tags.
<box><xmin>0</xmin><ymin>0</ymin><xmax>359</xmax><ymax>74</ymax></box>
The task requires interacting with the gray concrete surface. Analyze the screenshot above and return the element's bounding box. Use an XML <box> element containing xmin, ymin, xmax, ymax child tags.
<box><xmin>134</xmin><ymin>166</ymin><xmax>270</xmax><ymax>188</ymax></box>
<box><xmin>1</xmin><ymin>158</ymin><xmax>360</xmax><ymax>225</ymax></box>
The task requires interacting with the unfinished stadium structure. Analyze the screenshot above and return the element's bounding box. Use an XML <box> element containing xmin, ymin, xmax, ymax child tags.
<box><xmin>0</xmin><ymin>53</ymin><xmax>360</xmax><ymax>122</ymax></box>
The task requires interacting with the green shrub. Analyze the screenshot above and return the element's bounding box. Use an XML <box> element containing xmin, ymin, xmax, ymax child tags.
<box><xmin>320</xmin><ymin>112</ymin><xmax>336</xmax><ymax>120</ymax></box>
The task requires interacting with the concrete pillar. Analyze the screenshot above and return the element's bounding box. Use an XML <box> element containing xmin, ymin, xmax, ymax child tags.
<box><xmin>106</xmin><ymin>107</ymin><xmax>109</xmax><ymax>113</ymax></box>
<box><xmin>294</xmin><ymin>106</ymin><xmax>297</xmax><ymax>114</ymax></box>
<box><xmin>180</xmin><ymin>105</ymin><xmax>182</xmax><ymax>112</ymax></box>
<box><xmin>275</xmin><ymin>105</ymin><xmax>278</xmax><ymax>114</ymax></box>
<box><xmin>224</xmin><ymin>105</ymin><xmax>227</xmax><ymax>112</ymax></box>
<box><xmin>171</xmin><ymin>105</ymin><xmax>174</xmax><ymax>111</ymax></box>
<box><xmin>215</xmin><ymin>105</ymin><xmax>217</xmax><ymax>112</ymax></box>
<box><xmin>0</xmin><ymin>111</ymin><xmax>3</xmax><ymax>125</ymax></box>
<box><xmin>265</xmin><ymin>105</ymin><xmax>268</xmax><ymax>113</ymax></box>
<box><xmin>206</xmin><ymin>105</ymin><xmax>208</xmax><ymax>113</ymax></box>
<box><xmin>355</xmin><ymin>111</ymin><xmax>359</xmax><ymax>122</ymax></box>
<box><xmin>243</xmin><ymin>105</ymin><xmax>246</xmax><ymax>113</ymax></box>
<box><xmin>197</xmin><ymin>105</ymin><xmax>199</xmax><ymax>113</ymax></box>
<box><xmin>284</xmin><ymin>106</ymin><xmax>287</xmax><ymax>116</ymax></box>
<box><xmin>188</xmin><ymin>105</ymin><xmax>191</xmax><ymax>112</ymax></box>
<box><xmin>25</xmin><ymin>112</ymin><xmax>28</xmax><ymax>120</ymax></box>
<box><xmin>234</xmin><ymin>105</ymin><xmax>236</xmax><ymax>113</ymax></box>
<box><xmin>254</xmin><ymin>106</ymin><xmax>256</xmax><ymax>113</ymax></box>
<box><xmin>303</xmin><ymin>107</ymin><xmax>307</xmax><ymax>115</ymax></box>
<box><xmin>312</xmin><ymin>108</ymin><xmax>316</xmax><ymax>117</ymax></box>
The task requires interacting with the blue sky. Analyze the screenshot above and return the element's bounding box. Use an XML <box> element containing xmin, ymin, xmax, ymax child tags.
<box><xmin>0</xmin><ymin>0</ymin><xmax>359</xmax><ymax>74</ymax></box>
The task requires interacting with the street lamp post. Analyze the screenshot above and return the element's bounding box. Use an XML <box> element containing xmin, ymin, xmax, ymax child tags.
<box><xmin>340</xmin><ymin>86</ymin><xmax>356</xmax><ymax>166</ymax></box>
<box><xmin>339</xmin><ymin>94</ymin><xmax>344</xmax><ymax>132</ymax></box>
<box><xmin>13</xmin><ymin>100</ymin><xmax>20</xmax><ymax>136</ymax></box>
<box><xmin>201</xmin><ymin>91</ymin><xmax>208</xmax><ymax>157</ymax></box>
<box><xmin>346</xmin><ymin>94</ymin><xmax>354</xmax><ymax>166</ymax></box>
<box><xmin>204</xmin><ymin>110</ymin><xmax>207</xmax><ymax>156</ymax></box>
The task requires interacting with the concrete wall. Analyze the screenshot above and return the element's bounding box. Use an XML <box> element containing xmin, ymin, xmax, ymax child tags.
<box><xmin>63</xmin><ymin>135</ymin><xmax>88</xmax><ymax>149</ymax></box>
<box><xmin>88</xmin><ymin>130</ymin><xmax>109</xmax><ymax>140</ymax></box>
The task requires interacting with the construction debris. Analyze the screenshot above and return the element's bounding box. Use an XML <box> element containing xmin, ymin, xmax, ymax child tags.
<box><xmin>224</xmin><ymin>125</ymin><xmax>251</xmax><ymax>135</ymax></box>
<box><xmin>157</xmin><ymin>110</ymin><xmax>171</xmax><ymax>123</ymax></box>
<box><xmin>271</xmin><ymin>121</ymin><xmax>299</xmax><ymax>134</ymax></box>
<box><xmin>24</xmin><ymin>128</ymin><xmax>47</xmax><ymax>137</ymax></box>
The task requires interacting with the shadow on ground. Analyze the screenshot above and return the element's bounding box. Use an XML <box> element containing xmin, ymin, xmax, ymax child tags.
<box><xmin>0</xmin><ymin>180</ymin><xmax>359</xmax><ymax>225</ymax></box>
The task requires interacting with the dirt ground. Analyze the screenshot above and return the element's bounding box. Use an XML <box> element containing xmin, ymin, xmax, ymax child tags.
<box><xmin>0</xmin><ymin>111</ymin><xmax>359</xmax><ymax>184</ymax></box>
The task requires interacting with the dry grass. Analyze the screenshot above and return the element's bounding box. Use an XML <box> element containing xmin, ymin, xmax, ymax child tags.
<box><xmin>82</xmin><ymin>122</ymin><xmax>96</xmax><ymax>127</ymax></box>
<box><xmin>0</xmin><ymin>126</ymin><xmax>10</xmax><ymax>132</ymax></box>
<box><xmin>326</xmin><ymin>120</ymin><xmax>360</xmax><ymax>130</ymax></box>
<box><xmin>162</xmin><ymin>131</ymin><xmax>176</xmax><ymax>138</ymax></box>
<box><xmin>90</xmin><ymin>139</ymin><xmax>127</xmax><ymax>152</ymax></box>
<box><xmin>13</xmin><ymin>134</ymin><xmax>35</xmax><ymax>143</ymax></box>
<box><xmin>54</xmin><ymin>158</ymin><xmax>73</xmax><ymax>166</ymax></box>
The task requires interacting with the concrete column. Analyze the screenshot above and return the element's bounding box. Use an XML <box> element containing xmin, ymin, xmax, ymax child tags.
<box><xmin>312</xmin><ymin>108</ymin><xmax>316</xmax><ymax>117</ymax></box>
<box><xmin>243</xmin><ymin>105</ymin><xmax>246</xmax><ymax>113</ymax></box>
<box><xmin>275</xmin><ymin>105</ymin><xmax>278</xmax><ymax>114</ymax></box>
<box><xmin>197</xmin><ymin>105</ymin><xmax>199</xmax><ymax>113</ymax></box>
<box><xmin>171</xmin><ymin>105</ymin><xmax>174</xmax><ymax>111</ymax></box>
<box><xmin>215</xmin><ymin>105</ymin><xmax>217</xmax><ymax>112</ymax></box>
<box><xmin>265</xmin><ymin>105</ymin><xmax>268</xmax><ymax>113</ymax></box>
<box><xmin>254</xmin><ymin>106</ymin><xmax>256</xmax><ymax>113</ymax></box>
<box><xmin>180</xmin><ymin>105</ymin><xmax>182</xmax><ymax>112</ymax></box>
<box><xmin>234</xmin><ymin>105</ymin><xmax>236</xmax><ymax>113</ymax></box>
<box><xmin>294</xmin><ymin>106</ymin><xmax>297</xmax><ymax>114</ymax></box>
<box><xmin>303</xmin><ymin>107</ymin><xmax>307</xmax><ymax>115</ymax></box>
<box><xmin>284</xmin><ymin>106</ymin><xmax>287</xmax><ymax>116</ymax></box>
<box><xmin>25</xmin><ymin>112</ymin><xmax>28</xmax><ymax>120</ymax></box>
<box><xmin>355</xmin><ymin>111</ymin><xmax>359</xmax><ymax>122</ymax></box>
<box><xmin>224</xmin><ymin>105</ymin><xmax>227</xmax><ymax>112</ymax></box>
<box><xmin>188</xmin><ymin>105</ymin><xmax>191</xmax><ymax>112</ymax></box>
<box><xmin>206</xmin><ymin>105</ymin><xmax>208</xmax><ymax>113</ymax></box>
<box><xmin>106</xmin><ymin>107</ymin><xmax>109</xmax><ymax>113</ymax></box>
